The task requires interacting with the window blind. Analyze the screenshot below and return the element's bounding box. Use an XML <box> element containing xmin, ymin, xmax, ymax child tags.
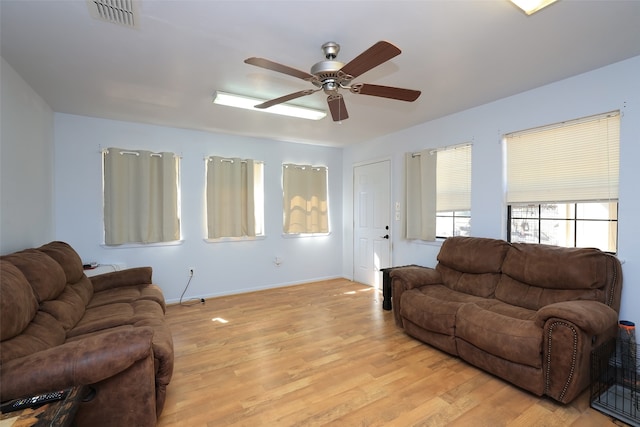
<box><xmin>505</xmin><ymin>111</ymin><xmax>620</xmax><ymax>204</ymax></box>
<box><xmin>282</xmin><ymin>164</ymin><xmax>329</xmax><ymax>234</ymax></box>
<box><xmin>436</xmin><ymin>144</ymin><xmax>472</xmax><ymax>212</ymax></box>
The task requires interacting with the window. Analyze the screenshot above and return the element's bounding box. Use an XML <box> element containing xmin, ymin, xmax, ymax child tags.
<box><xmin>206</xmin><ymin>156</ymin><xmax>264</xmax><ymax>239</ymax></box>
<box><xmin>282</xmin><ymin>164</ymin><xmax>329</xmax><ymax>235</ymax></box>
<box><xmin>505</xmin><ymin>111</ymin><xmax>620</xmax><ymax>252</ymax></box>
<box><xmin>103</xmin><ymin>148</ymin><xmax>180</xmax><ymax>245</ymax></box>
<box><xmin>508</xmin><ymin>203</ymin><xmax>617</xmax><ymax>251</ymax></box>
<box><xmin>405</xmin><ymin>143</ymin><xmax>472</xmax><ymax>241</ymax></box>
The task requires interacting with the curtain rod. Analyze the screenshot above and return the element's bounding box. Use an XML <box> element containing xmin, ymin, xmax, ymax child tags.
<box><xmin>411</xmin><ymin>142</ymin><xmax>472</xmax><ymax>157</ymax></box>
<box><xmin>101</xmin><ymin>148</ymin><xmax>180</xmax><ymax>158</ymax></box>
<box><xmin>205</xmin><ymin>156</ymin><xmax>264</xmax><ymax>164</ymax></box>
<box><xmin>283</xmin><ymin>163</ymin><xmax>327</xmax><ymax>170</ymax></box>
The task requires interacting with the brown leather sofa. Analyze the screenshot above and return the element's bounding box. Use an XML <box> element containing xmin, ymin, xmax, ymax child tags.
<box><xmin>0</xmin><ymin>241</ymin><xmax>173</xmax><ymax>426</ymax></box>
<box><xmin>391</xmin><ymin>236</ymin><xmax>622</xmax><ymax>404</ymax></box>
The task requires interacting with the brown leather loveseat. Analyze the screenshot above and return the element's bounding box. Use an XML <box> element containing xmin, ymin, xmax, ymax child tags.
<box><xmin>391</xmin><ymin>236</ymin><xmax>622</xmax><ymax>404</ymax></box>
<box><xmin>0</xmin><ymin>241</ymin><xmax>173</xmax><ymax>426</ymax></box>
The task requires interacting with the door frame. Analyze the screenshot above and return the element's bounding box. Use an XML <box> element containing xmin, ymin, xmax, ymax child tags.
<box><xmin>352</xmin><ymin>157</ymin><xmax>393</xmax><ymax>286</ymax></box>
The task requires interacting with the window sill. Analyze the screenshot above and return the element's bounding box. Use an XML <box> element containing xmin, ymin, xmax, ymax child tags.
<box><xmin>204</xmin><ymin>235</ymin><xmax>266</xmax><ymax>243</ymax></box>
<box><xmin>281</xmin><ymin>232</ymin><xmax>332</xmax><ymax>238</ymax></box>
<box><xmin>101</xmin><ymin>240</ymin><xmax>184</xmax><ymax>249</ymax></box>
<box><xmin>406</xmin><ymin>238</ymin><xmax>444</xmax><ymax>247</ymax></box>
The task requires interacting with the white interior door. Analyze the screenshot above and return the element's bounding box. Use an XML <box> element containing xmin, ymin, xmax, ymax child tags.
<box><xmin>353</xmin><ymin>160</ymin><xmax>391</xmax><ymax>288</ymax></box>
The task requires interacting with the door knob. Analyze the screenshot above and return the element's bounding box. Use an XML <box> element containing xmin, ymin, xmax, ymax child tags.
<box><xmin>381</xmin><ymin>234</ymin><xmax>389</xmax><ymax>239</ymax></box>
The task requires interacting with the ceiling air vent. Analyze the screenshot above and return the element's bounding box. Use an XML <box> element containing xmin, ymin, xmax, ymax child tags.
<box><xmin>87</xmin><ymin>0</ymin><xmax>138</xmax><ymax>28</ymax></box>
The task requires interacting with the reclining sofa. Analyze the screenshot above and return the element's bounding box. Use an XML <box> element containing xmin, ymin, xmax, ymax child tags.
<box><xmin>0</xmin><ymin>241</ymin><xmax>173</xmax><ymax>426</ymax></box>
<box><xmin>391</xmin><ymin>236</ymin><xmax>622</xmax><ymax>404</ymax></box>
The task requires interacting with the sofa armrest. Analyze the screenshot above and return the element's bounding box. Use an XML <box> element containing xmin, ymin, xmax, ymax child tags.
<box><xmin>90</xmin><ymin>267</ymin><xmax>153</xmax><ymax>292</ymax></box>
<box><xmin>389</xmin><ymin>266</ymin><xmax>442</xmax><ymax>327</ymax></box>
<box><xmin>0</xmin><ymin>327</ymin><xmax>154</xmax><ymax>401</ymax></box>
<box><xmin>536</xmin><ymin>300</ymin><xmax>619</xmax><ymax>403</ymax></box>
<box><xmin>390</xmin><ymin>266</ymin><xmax>442</xmax><ymax>290</ymax></box>
<box><xmin>535</xmin><ymin>300</ymin><xmax>619</xmax><ymax>336</ymax></box>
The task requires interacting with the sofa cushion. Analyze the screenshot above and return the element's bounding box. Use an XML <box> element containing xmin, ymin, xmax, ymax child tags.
<box><xmin>88</xmin><ymin>284</ymin><xmax>167</xmax><ymax>312</ymax></box>
<box><xmin>497</xmin><ymin>243</ymin><xmax>611</xmax><ymax>310</ymax></box>
<box><xmin>68</xmin><ymin>300</ymin><xmax>165</xmax><ymax>338</ymax></box>
<box><xmin>437</xmin><ymin>236</ymin><xmax>510</xmax><ymax>274</ymax></box>
<box><xmin>456</xmin><ymin>302</ymin><xmax>542</xmax><ymax>368</ymax></box>
<box><xmin>502</xmin><ymin>243</ymin><xmax>609</xmax><ymax>290</ymax></box>
<box><xmin>2</xmin><ymin>250</ymin><xmax>66</xmax><ymax>303</ymax></box>
<box><xmin>39</xmin><ymin>276</ymin><xmax>94</xmax><ymax>331</ymax></box>
<box><xmin>0</xmin><ymin>261</ymin><xmax>39</xmax><ymax>341</ymax></box>
<box><xmin>436</xmin><ymin>264</ymin><xmax>502</xmax><ymax>298</ymax></box>
<box><xmin>38</xmin><ymin>241</ymin><xmax>86</xmax><ymax>285</ymax></box>
<box><xmin>0</xmin><ymin>311</ymin><xmax>66</xmax><ymax>364</ymax></box>
<box><xmin>400</xmin><ymin>285</ymin><xmax>486</xmax><ymax>335</ymax></box>
<box><xmin>495</xmin><ymin>274</ymin><xmax>604</xmax><ymax>311</ymax></box>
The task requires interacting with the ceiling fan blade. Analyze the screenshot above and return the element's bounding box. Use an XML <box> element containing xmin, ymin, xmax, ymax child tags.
<box><xmin>350</xmin><ymin>83</ymin><xmax>421</xmax><ymax>102</ymax></box>
<box><xmin>244</xmin><ymin>57</ymin><xmax>316</xmax><ymax>81</ymax></box>
<box><xmin>254</xmin><ymin>89</ymin><xmax>317</xmax><ymax>109</ymax></box>
<box><xmin>339</xmin><ymin>41</ymin><xmax>401</xmax><ymax>79</ymax></box>
<box><xmin>327</xmin><ymin>94</ymin><xmax>348</xmax><ymax>122</ymax></box>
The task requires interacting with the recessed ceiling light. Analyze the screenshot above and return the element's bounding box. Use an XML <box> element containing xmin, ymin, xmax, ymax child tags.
<box><xmin>510</xmin><ymin>0</ymin><xmax>559</xmax><ymax>15</ymax></box>
<box><xmin>212</xmin><ymin>91</ymin><xmax>327</xmax><ymax>121</ymax></box>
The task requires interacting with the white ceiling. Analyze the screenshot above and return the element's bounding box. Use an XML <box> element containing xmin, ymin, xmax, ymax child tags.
<box><xmin>2</xmin><ymin>1</ymin><xmax>640</xmax><ymax>147</ymax></box>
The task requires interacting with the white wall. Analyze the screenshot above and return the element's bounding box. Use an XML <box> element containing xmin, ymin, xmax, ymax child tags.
<box><xmin>0</xmin><ymin>57</ymin><xmax>55</xmax><ymax>254</ymax></box>
<box><xmin>53</xmin><ymin>114</ymin><xmax>344</xmax><ymax>302</ymax></box>
<box><xmin>4</xmin><ymin>51</ymin><xmax>639</xmax><ymax>323</ymax></box>
<box><xmin>342</xmin><ymin>55</ymin><xmax>640</xmax><ymax>326</ymax></box>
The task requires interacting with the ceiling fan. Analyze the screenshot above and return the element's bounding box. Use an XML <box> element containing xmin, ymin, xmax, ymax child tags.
<box><xmin>244</xmin><ymin>41</ymin><xmax>421</xmax><ymax>122</ymax></box>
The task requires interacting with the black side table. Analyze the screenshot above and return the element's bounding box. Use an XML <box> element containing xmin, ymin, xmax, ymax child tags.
<box><xmin>380</xmin><ymin>265</ymin><xmax>418</xmax><ymax>311</ymax></box>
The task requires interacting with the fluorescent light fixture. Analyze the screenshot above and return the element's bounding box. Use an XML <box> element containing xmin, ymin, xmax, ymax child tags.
<box><xmin>510</xmin><ymin>0</ymin><xmax>558</xmax><ymax>15</ymax></box>
<box><xmin>212</xmin><ymin>91</ymin><xmax>326</xmax><ymax>120</ymax></box>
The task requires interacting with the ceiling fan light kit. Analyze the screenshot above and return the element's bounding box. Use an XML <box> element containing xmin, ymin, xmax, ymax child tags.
<box><xmin>212</xmin><ymin>91</ymin><xmax>326</xmax><ymax>120</ymax></box>
<box><xmin>243</xmin><ymin>40</ymin><xmax>421</xmax><ymax>122</ymax></box>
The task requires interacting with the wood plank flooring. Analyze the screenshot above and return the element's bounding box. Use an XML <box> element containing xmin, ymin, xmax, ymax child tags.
<box><xmin>157</xmin><ymin>278</ymin><xmax>628</xmax><ymax>427</ymax></box>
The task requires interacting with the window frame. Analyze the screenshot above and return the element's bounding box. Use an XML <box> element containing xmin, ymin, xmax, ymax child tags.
<box><xmin>102</xmin><ymin>148</ymin><xmax>182</xmax><ymax>247</ymax></box>
<box><xmin>504</xmin><ymin>111</ymin><xmax>620</xmax><ymax>253</ymax></box>
<box><xmin>436</xmin><ymin>210</ymin><xmax>471</xmax><ymax>239</ymax></box>
<box><xmin>507</xmin><ymin>202</ymin><xmax>618</xmax><ymax>253</ymax></box>
<box><xmin>282</xmin><ymin>163</ymin><xmax>330</xmax><ymax>236</ymax></box>
<box><xmin>204</xmin><ymin>156</ymin><xmax>265</xmax><ymax>242</ymax></box>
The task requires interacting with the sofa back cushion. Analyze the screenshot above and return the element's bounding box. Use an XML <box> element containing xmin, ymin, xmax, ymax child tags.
<box><xmin>0</xmin><ymin>261</ymin><xmax>39</xmax><ymax>341</ymax></box>
<box><xmin>38</xmin><ymin>241</ymin><xmax>87</xmax><ymax>285</ymax></box>
<box><xmin>436</xmin><ymin>237</ymin><xmax>510</xmax><ymax>298</ymax></box>
<box><xmin>2</xmin><ymin>250</ymin><xmax>67</xmax><ymax>302</ymax></box>
<box><xmin>0</xmin><ymin>242</ymin><xmax>93</xmax><ymax>333</ymax></box>
<box><xmin>496</xmin><ymin>243</ymin><xmax>615</xmax><ymax>310</ymax></box>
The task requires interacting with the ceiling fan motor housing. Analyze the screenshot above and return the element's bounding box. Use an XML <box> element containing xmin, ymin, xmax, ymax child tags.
<box><xmin>311</xmin><ymin>42</ymin><xmax>351</xmax><ymax>93</ymax></box>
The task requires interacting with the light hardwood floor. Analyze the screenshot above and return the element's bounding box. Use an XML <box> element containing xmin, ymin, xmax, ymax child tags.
<box><xmin>157</xmin><ymin>278</ymin><xmax>627</xmax><ymax>427</ymax></box>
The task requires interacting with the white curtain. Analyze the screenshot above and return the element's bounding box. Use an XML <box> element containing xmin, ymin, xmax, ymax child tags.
<box><xmin>206</xmin><ymin>157</ymin><xmax>258</xmax><ymax>239</ymax></box>
<box><xmin>103</xmin><ymin>148</ymin><xmax>180</xmax><ymax>245</ymax></box>
<box><xmin>405</xmin><ymin>150</ymin><xmax>437</xmax><ymax>241</ymax></box>
<box><xmin>405</xmin><ymin>144</ymin><xmax>472</xmax><ymax>241</ymax></box>
<box><xmin>282</xmin><ymin>164</ymin><xmax>329</xmax><ymax>234</ymax></box>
